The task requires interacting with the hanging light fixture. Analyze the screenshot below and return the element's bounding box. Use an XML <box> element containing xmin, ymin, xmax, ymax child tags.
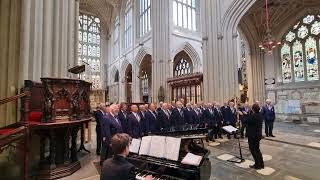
<box><xmin>259</xmin><ymin>0</ymin><xmax>281</xmax><ymax>54</ymax></box>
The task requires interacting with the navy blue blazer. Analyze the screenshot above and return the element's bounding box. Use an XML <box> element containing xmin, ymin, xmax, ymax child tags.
<box><xmin>145</xmin><ymin>110</ymin><xmax>160</xmax><ymax>133</ymax></box>
<box><xmin>101</xmin><ymin>114</ymin><xmax>123</xmax><ymax>144</ymax></box>
<box><xmin>95</xmin><ymin>110</ymin><xmax>104</xmax><ymax>127</ymax></box>
<box><xmin>213</xmin><ymin>108</ymin><xmax>223</xmax><ymax>125</ymax></box>
<box><xmin>171</xmin><ymin>108</ymin><xmax>185</xmax><ymax>128</ymax></box>
<box><xmin>138</xmin><ymin>111</ymin><xmax>147</xmax><ymax>134</ymax></box>
<box><xmin>184</xmin><ymin>108</ymin><xmax>194</xmax><ymax>124</ymax></box>
<box><xmin>261</xmin><ymin>105</ymin><xmax>275</xmax><ymax>122</ymax></box>
<box><xmin>118</xmin><ymin>111</ymin><xmax>128</xmax><ymax>133</ymax></box>
<box><xmin>222</xmin><ymin>107</ymin><xmax>237</xmax><ymax>124</ymax></box>
<box><xmin>127</xmin><ymin>113</ymin><xmax>143</xmax><ymax>139</ymax></box>
<box><xmin>157</xmin><ymin>109</ymin><xmax>171</xmax><ymax>130</ymax></box>
<box><xmin>204</xmin><ymin>108</ymin><xmax>216</xmax><ymax>127</ymax></box>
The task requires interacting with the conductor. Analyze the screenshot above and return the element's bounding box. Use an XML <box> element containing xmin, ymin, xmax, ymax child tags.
<box><xmin>101</xmin><ymin>133</ymin><xmax>153</xmax><ymax>180</ymax></box>
<box><xmin>247</xmin><ymin>103</ymin><xmax>264</xmax><ymax>169</ymax></box>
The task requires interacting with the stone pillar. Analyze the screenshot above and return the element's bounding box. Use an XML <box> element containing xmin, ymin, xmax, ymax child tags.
<box><xmin>151</xmin><ymin>0</ymin><xmax>170</xmax><ymax>103</ymax></box>
<box><xmin>42</xmin><ymin>0</ymin><xmax>54</xmax><ymax>77</ymax></box>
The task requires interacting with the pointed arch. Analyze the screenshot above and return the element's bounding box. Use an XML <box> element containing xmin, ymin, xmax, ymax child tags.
<box><xmin>120</xmin><ymin>59</ymin><xmax>131</xmax><ymax>77</ymax></box>
<box><xmin>135</xmin><ymin>48</ymin><xmax>149</xmax><ymax>67</ymax></box>
<box><xmin>172</xmin><ymin>42</ymin><xmax>201</xmax><ymax>71</ymax></box>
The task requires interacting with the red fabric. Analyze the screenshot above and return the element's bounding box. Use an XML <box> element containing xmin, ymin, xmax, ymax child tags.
<box><xmin>28</xmin><ymin>111</ymin><xmax>43</xmax><ymax>122</ymax></box>
<box><xmin>0</xmin><ymin>128</ymin><xmax>15</xmax><ymax>135</ymax></box>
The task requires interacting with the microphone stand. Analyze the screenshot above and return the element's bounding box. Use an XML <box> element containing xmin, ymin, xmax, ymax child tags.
<box><xmin>227</xmin><ymin>130</ymin><xmax>244</xmax><ymax>163</ymax></box>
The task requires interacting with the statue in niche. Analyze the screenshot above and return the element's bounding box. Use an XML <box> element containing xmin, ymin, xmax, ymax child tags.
<box><xmin>44</xmin><ymin>97</ymin><xmax>53</xmax><ymax>122</ymax></box>
<box><xmin>71</xmin><ymin>93</ymin><xmax>80</xmax><ymax>119</ymax></box>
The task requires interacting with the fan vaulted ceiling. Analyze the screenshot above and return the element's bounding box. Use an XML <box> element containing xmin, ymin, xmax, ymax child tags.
<box><xmin>80</xmin><ymin>0</ymin><xmax>122</xmax><ymax>35</ymax></box>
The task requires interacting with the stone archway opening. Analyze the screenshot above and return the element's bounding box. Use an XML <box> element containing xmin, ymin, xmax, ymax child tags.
<box><xmin>125</xmin><ymin>64</ymin><xmax>132</xmax><ymax>103</ymax></box>
<box><xmin>139</xmin><ymin>54</ymin><xmax>152</xmax><ymax>103</ymax></box>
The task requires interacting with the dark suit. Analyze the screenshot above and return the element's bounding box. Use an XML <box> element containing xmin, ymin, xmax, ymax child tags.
<box><xmin>184</xmin><ymin>108</ymin><xmax>194</xmax><ymax>125</ymax></box>
<box><xmin>214</xmin><ymin>107</ymin><xmax>223</xmax><ymax>138</ymax></box>
<box><xmin>101</xmin><ymin>155</ymin><xmax>135</xmax><ymax>180</ymax></box>
<box><xmin>127</xmin><ymin>113</ymin><xmax>142</xmax><ymax>139</ymax></box>
<box><xmin>100</xmin><ymin>114</ymin><xmax>123</xmax><ymax>161</ymax></box>
<box><xmin>191</xmin><ymin>109</ymin><xmax>201</xmax><ymax>126</ymax></box>
<box><xmin>118</xmin><ymin>111</ymin><xmax>128</xmax><ymax>133</ymax></box>
<box><xmin>222</xmin><ymin>106</ymin><xmax>237</xmax><ymax>138</ymax></box>
<box><xmin>261</xmin><ymin>105</ymin><xmax>275</xmax><ymax>136</ymax></box>
<box><xmin>95</xmin><ymin>110</ymin><xmax>104</xmax><ymax>154</ymax></box>
<box><xmin>157</xmin><ymin>109</ymin><xmax>171</xmax><ymax>131</ymax></box>
<box><xmin>239</xmin><ymin>107</ymin><xmax>250</xmax><ymax>137</ymax></box>
<box><xmin>247</xmin><ymin>112</ymin><xmax>264</xmax><ymax>168</ymax></box>
<box><xmin>171</xmin><ymin>108</ymin><xmax>185</xmax><ymax>130</ymax></box>
<box><xmin>204</xmin><ymin>108</ymin><xmax>217</xmax><ymax>140</ymax></box>
<box><xmin>145</xmin><ymin>110</ymin><xmax>159</xmax><ymax>133</ymax></box>
<box><xmin>138</xmin><ymin>111</ymin><xmax>147</xmax><ymax>134</ymax></box>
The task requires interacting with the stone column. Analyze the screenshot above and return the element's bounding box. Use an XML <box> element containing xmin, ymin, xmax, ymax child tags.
<box><xmin>151</xmin><ymin>0</ymin><xmax>170</xmax><ymax>103</ymax></box>
<box><xmin>42</xmin><ymin>0</ymin><xmax>54</xmax><ymax>77</ymax></box>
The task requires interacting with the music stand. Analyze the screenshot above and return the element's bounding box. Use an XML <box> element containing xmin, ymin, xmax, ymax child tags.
<box><xmin>68</xmin><ymin>65</ymin><xmax>85</xmax><ymax>79</ymax></box>
<box><xmin>222</xmin><ymin>126</ymin><xmax>244</xmax><ymax>163</ymax></box>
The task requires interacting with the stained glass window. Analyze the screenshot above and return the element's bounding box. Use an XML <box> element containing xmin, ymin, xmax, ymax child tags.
<box><xmin>79</xmin><ymin>13</ymin><xmax>101</xmax><ymax>89</ymax></box>
<box><xmin>173</xmin><ymin>0</ymin><xmax>198</xmax><ymax>31</ymax></box>
<box><xmin>281</xmin><ymin>14</ymin><xmax>320</xmax><ymax>83</ymax></box>
<box><xmin>298</xmin><ymin>25</ymin><xmax>308</xmax><ymax>39</ymax></box>
<box><xmin>281</xmin><ymin>44</ymin><xmax>292</xmax><ymax>83</ymax></box>
<box><xmin>305</xmin><ymin>37</ymin><xmax>319</xmax><ymax>81</ymax></box>
<box><xmin>174</xmin><ymin>59</ymin><xmax>192</xmax><ymax>76</ymax></box>
<box><xmin>293</xmin><ymin>40</ymin><xmax>304</xmax><ymax>82</ymax></box>
<box><xmin>311</xmin><ymin>21</ymin><xmax>320</xmax><ymax>35</ymax></box>
<box><xmin>139</xmin><ymin>0</ymin><xmax>151</xmax><ymax>37</ymax></box>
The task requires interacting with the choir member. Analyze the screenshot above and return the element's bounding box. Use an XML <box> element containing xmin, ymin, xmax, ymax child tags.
<box><xmin>196</xmin><ymin>103</ymin><xmax>205</xmax><ymax>128</ymax></box>
<box><xmin>118</xmin><ymin>103</ymin><xmax>128</xmax><ymax>133</ymax></box>
<box><xmin>191</xmin><ymin>104</ymin><xmax>201</xmax><ymax>127</ymax></box>
<box><xmin>138</xmin><ymin>105</ymin><xmax>147</xmax><ymax>135</ymax></box>
<box><xmin>261</xmin><ymin>99</ymin><xmax>276</xmax><ymax>137</ymax></box>
<box><xmin>213</xmin><ymin>103</ymin><xmax>223</xmax><ymax>139</ymax></box>
<box><xmin>239</xmin><ymin>102</ymin><xmax>250</xmax><ymax>138</ymax></box>
<box><xmin>222</xmin><ymin>102</ymin><xmax>237</xmax><ymax>139</ymax></box>
<box><xmin>204</xmin><ymin>103</ymin><xmax>217</xmax><ymax>141</ymax></box>
<box><xmin>127</xmin><ymin>105</ymin><xmax>143</xmax><ymax>139</ymax></box>
<box><xmin>145</xmin><ymin>103</ymin><xmax>160</xmax><ymax>133</ymax></box>
<box><xmin>184</xmin><ymin>103</ymin><xmax>194</xmax><ymax>125</ymax></box>
<box><xmin>171</xmin><ymin>101</ymin><xmax>185</xmax><ymax>130</ymax></box>
<box><xmin>247</xmin><ymin>104</ymin><xmax>264</xmax><ymax>169</ymax></box>
<box><xmin>157</xmin><ymin>103</ymin><xmax>171</xmax><ymax>131</ymax></box>
<box><xmin>95</xmin><ymin>103</ymin><xmax>104</xmax><ymax>155</ymax></box>
<box><xmin>101</xmin><ymin>133</ymin><xmax>153</xmax><ymax>180</ymax></box>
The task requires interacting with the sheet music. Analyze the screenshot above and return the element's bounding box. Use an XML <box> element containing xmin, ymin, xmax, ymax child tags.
<box><xmin>129</xmin><ymin>138</ymin><xmax>141</xmax><ymax>154</ymax></box>
<box><xmin>149</xmin><ymin>136</ymin><xmax>166</xmax><ymax>158</ymax></box>
<box><xmin>139</xmin><ymin>136</ymin><xmax>152</xmax><ymax>155</ymax></box>
<box><xmin>181</xmin><ymin>153</ymin><xmax>203</xmax><ymax>166</ymax></box>
<box><xmin>222</xmin><ymin>125</ymin><xmax>238</xmax><ymax>134</ymax></box>
<box><xmin>164</xmin><ymin>137</ymin><xmax>181</xmax><ymax>161</ymax></box>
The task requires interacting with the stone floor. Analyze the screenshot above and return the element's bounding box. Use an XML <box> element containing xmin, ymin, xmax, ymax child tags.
<box><xmin>59</xmin><ymin>121</ymin><xmax>320</xmax><ymax>180</ymax></box>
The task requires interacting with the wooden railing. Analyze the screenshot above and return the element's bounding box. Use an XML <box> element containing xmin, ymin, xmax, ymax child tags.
<box><xmin>0</xmin><ymin>92</ymin><xmax>26</xmax><ymax>106</ymax></box>
<box><xmin>0</xmin><ymin>90</ymin><xmax>30</xmax><ymax>180</ymax></box>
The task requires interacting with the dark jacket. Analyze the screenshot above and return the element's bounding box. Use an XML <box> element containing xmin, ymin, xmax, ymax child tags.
<box><xmin>145</xmin><ymin>110</ymin><xmax>160</xmax><ymax>133</ymax></box>
<box><xmin>261</xmin><ymin>105</ymin><xmax>276</xmax><ymax>122</ymax></box>
<box><xmin>101</xmin><ymin>155</ymin><xmax>135</xmax><ymax>180</ymax></box>
<box><xmin>95</xmin><ymin>110</ymin><xmax>104</xmax><ymax>127</ymax></box>
<box><xmin>171</xmin><ymin>108</ymin><xmax>185</xmax><ymax>128</ymax></box>
<box><xmin>246</xmin><ymin>112</ymin><xmax>263</xmax><ymax>140</ymax></box>
<box><xmin>213</xmin><ymin>107</ymin><xmax>223</xmax><ymax>125</ymax></box>
<box><xmin>204</xmin><ymin>108</ymin><xmax>216</xmax><ymax>127</ymax></box>
<box><xmin>138</xmin><ymin>111</ymin><xmax>147</xmax><ymax>134</ymax></box>
<box><xmin>118</xmin><ymin>111</ymin><xmax>128</xmax><ymax>133</ymax></box>
<box><xmin>239</xmin><ymin>107</ymin><xmax>250</xmax><ymax>123</ymax></box>
<box><xmin>157</xmin><ymin>109</ymin><xmax>171</xmax><ymax>130</ymax></box>
<box><xmin>101</xmin><ymin>114</ymin><xmax>123</xmax><ymax>144</ymax></box>
<box><xmin>184</xmin><ymin>108</ymin><xmax>194</xmax><ymax>124</ymax></box>
<box><xmin>127</xmin><ymin>113</ymin><xmax>143</xmax><ymax>139</ymax></box>
<box><xmin>222</xmin><ymin>106</ymin><xmax>237</xmax><ymax>125</ymax></box>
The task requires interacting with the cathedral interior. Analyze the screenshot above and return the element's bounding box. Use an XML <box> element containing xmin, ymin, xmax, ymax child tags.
<box><xmin>0</xmin><ymin>0</ymin><xmax>320</xmax><ymax>179</ymax></box>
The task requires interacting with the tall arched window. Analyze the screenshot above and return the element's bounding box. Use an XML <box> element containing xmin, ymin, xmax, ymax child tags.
<box><xmin>139</xmin><ymin>0</ymin><xmax>151</xmax><ymax>37</ymax></box>
<box><xmin>79</xmin><ymin>14</ymin><xmax>101</xmax><ymax>89</ymax></box>
<box><xmin>281</xmin><ymin>14</ymin><xmax>320</xmax><ymax>83</ymax></box>
<box><xmin>125</xmin><ymin>1</ymin><xmax>133</xmax><ymax>49</ymax></box>
<box><xmin>173</xmin><ymin>0</ymin><xmax>198</xmax><ymax>31</ymax></box>
<box><xmin>114</xmin><ymin>17</ymin><xmax>120</xmax><ymax>58</ymax></box>
<box><xmin>174</xmin><ymin>51</ymin><xmax>193</xmax><ymax>76</ymax></box>
<box><xmin>114</xmin><ymin>70</ymin><xmax>119</xmax><ymax>83</ymax></box>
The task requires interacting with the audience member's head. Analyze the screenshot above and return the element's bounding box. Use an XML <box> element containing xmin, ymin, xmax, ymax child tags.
<box><xmin>252</xmin><ymin>103</ymin><xmax>260</xmax><ymax>114</ymax></box>
<box><xmin>139</xmin><ymin>105</ymin><xmax>146</xmax><ymax>112</ymax></box>
<box><xmin>111</xmin><ymin>133</ymin><xmax>131</xmax><ymax>156</ymax></box>
<box><xmin>131</xmin><ymin>105</ymin><xmax>138</xmax><ymax>113</ymax></box>
<box><xmin>110</xmin><ymin>104</ymin><xmax>120</xmax><ymax>116</ymax></box>
<box><xmin>266</xmin><ymin>99</ymin><xmax>272</xmax><ymax>105</ymax></box>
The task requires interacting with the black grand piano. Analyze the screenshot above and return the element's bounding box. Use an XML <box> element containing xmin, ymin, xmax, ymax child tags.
<box><xmin>127</xmin><ymin>127</ymin><xmax>211</xmax><ymax>180</ymax></box>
